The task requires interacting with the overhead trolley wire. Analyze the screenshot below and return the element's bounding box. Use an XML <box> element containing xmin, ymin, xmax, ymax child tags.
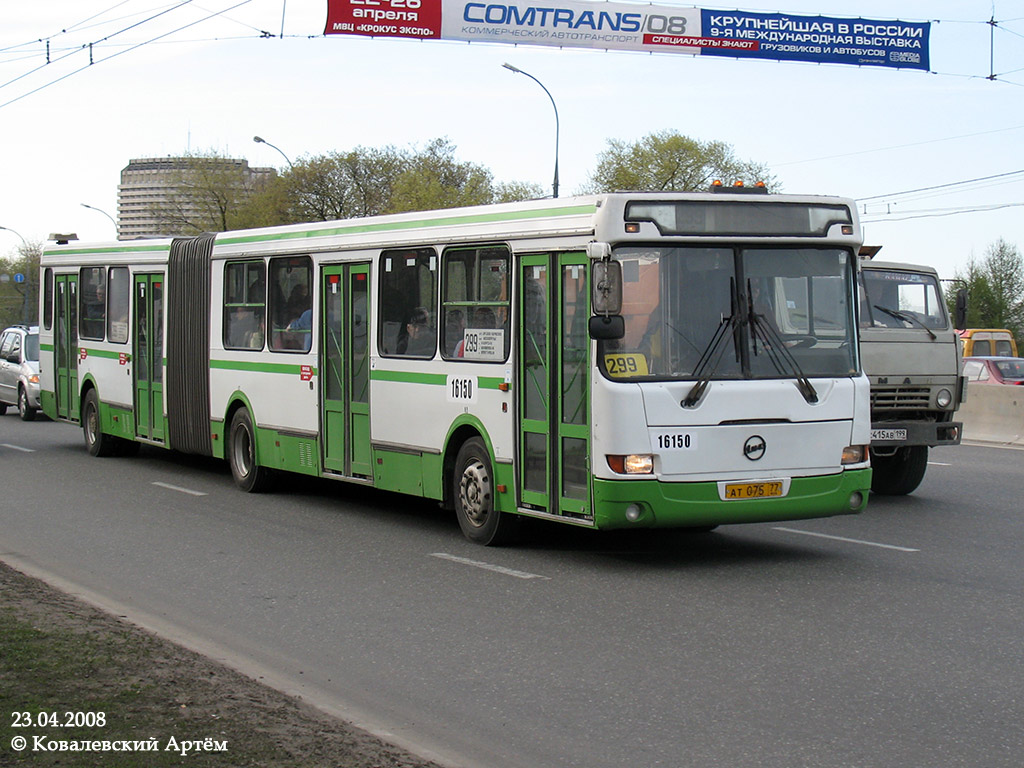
<box><xmin>0</xmin><ymin>0</ymin><xmax>153</xmax><ymax>55</ymax></box>
<box><xmin>0</xmin><ymin>0</ymin><xmax>251</xmax><ymax>111</ymax></box>
<box><xmin>857</xmin><ymin>169</ymin><xmax>1024</xmax><ymax>203</ymax></box>
<box><xmin>0</xmin><ymin>1</ymin><xmax>199</xmax><ymax>93</ymax></box>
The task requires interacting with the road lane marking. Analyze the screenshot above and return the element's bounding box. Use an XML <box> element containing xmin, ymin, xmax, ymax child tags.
<box><xmin>1</xmin><ymin>443</ymin><xmax>35</xmax><ymax>452</ymax></box>
<box><xmin>928</xmin><ymin>461</ymin><xmax>951</xmax><ymax>466</ymax></box>
<box><xmin>430</xmin><ymin>552</ymin><xmax>550</xmax><ymax>580</ymax></box>
<box><xmin>152</xmin><ymin>481</ymin><xmax>207</xmax><ymax>497</ymax></box>
<box><xmin>773</xmin><ymin>527</ymin><xmax>919</xmax><ymax>552</ymax></box>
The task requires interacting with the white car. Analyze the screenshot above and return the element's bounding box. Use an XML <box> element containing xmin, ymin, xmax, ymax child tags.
<box><xmin>0</xmin><ymin>324</ymin><xmax>41</xmax><ymax>421</ymax></box>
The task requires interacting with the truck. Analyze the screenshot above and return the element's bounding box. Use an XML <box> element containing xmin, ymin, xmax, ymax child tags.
<box><xmin>858</xmin><ymin>250</ymin><xmax>967</xmax><ymax>495</ymax></box>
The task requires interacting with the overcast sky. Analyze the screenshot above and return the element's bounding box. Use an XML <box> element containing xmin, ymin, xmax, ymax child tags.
<box><xmin>2</xmin><ymin>1</ymin><xmax>1023</xmax><ymax>280</ymax></box>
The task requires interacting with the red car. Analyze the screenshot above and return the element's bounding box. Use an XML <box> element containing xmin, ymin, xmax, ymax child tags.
<box><xmin>962</xmin><ymin>356</ymin><xmax>1024</xmax><ymax>385</ymax></box>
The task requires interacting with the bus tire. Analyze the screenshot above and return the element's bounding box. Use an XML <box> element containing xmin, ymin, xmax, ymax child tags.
<box><xmin>228</xmin><ymin>408</ymin><xmax>273</xmax><ymax>493</ymax></box>
<box><xmin>82</xmin><ymin>389</ymin><xmax>116</xmax><ymax>457</ymax></box>
<box><xmin>453</xmin><ymin>437</ymin><xmax>518</xmax><ymax>546</ymax></box>
<box><xmin>870</xmin><ymin>445</ymin><xmax>928</xmax><ymax>496</ymax></box>
<box><xmin>18</xmin><ymin>387</ymin><xmax>37</xmax><ymax>421</ymax></box>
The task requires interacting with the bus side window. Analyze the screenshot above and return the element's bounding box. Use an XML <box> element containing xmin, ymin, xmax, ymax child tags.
<box><xmin>223</xmin><ymin>261</ymin><xmax>266</xmax><ymax>351</ymax></box>
<box><xmin>79</xmin><ymin>266</ymin><xmax>106</xmax><ymax>341</ymax></box>
<box><xmin>440</xmin><ymin>245</ymin><xmax>510</xmax><ymax>361</ymax></box>
<box><xmin>43</xmin><ymin>268</ymin><xmax>53</xmax><ymax>331</ymax></box>
<box><xmin>379</xmin><ymin>248</ymin><xmax>437</xmax><ymax>358</ymax></box>
<box><xmin>108</xmin><ymin>267</ymin><xmax>130</xmax><ymax>344</ymax></box>
<box><xmin>269</xmin><ymin>256</ymin><xmax>312</xmax><ymax>353</ymax></box>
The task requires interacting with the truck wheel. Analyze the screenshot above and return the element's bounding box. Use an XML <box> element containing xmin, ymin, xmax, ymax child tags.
<box><xmin>870</xmin><ymin>446</ymin><xmax>928</xmax><ymax>496</ymax></box>
<box><xmin>453</xmin><ymin>437</ymin><xmax>519</xmax><ymax>545</ymax></box>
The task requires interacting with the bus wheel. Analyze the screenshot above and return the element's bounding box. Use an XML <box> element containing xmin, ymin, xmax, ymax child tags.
<box><xmin>18</xmin><ymin>387</ymin><xmax>37</xmax><ymax>421</ymax></box>
<box><xmin>453</xmin><ymin>437</ymin><xmax>518</xmax><ymax>545</ymax></box>
<box><xmin>870</xmin><ymin>445</ymin><xmax>928</xmax><ymax>496</ymax></box>
<box><xmin>82</xmin><ymin>390</ymin><xmax>116</xmax><ymax>457</ymax></box>
<box><xmin>228</xmin><ymin>408</ymin><xmax>273</xmax><ymax>493</ymax></box>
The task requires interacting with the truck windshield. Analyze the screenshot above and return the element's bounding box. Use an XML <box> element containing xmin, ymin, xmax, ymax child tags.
<box><xmin>601</xmin><ymin>246</ymin><xmax>858</xmax><ymax>382</ymax></box>
<box><xmin>860</xmin><ymin>269</ymin><xmax>948</xmax><ymax>331</ymax></box>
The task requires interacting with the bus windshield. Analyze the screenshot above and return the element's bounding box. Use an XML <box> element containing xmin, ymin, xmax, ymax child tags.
<box><xmin>602</xmin><ymin>246</ymin><xmax>858</xmax><ymax>382</ymax></box>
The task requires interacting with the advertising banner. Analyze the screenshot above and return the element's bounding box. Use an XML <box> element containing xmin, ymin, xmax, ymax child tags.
<box><xmin>324</xmin><ymin>1</ymin><xmax>930</xmax><ymax>71</ymax></box>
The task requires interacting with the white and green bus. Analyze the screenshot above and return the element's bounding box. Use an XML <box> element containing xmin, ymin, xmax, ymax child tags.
<box><xmin>39</xmin><ymin>189</ymin><xmax>872</xmax><ymax>544</ymax></box>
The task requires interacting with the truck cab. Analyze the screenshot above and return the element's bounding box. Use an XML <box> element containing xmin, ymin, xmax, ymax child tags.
<box><xmin>858</xmin><ymin>255</ymin><xmax>966</xmax><ymax>495</ymax></box>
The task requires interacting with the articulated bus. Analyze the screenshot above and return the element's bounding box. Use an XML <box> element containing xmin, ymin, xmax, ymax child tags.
<box><xmin>39</xmin><ymin>190</ymin><xmax>872</xmax><ymax>544</ymax></box>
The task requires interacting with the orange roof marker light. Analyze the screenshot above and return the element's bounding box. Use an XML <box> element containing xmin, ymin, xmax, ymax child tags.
<box><xmin>708</xmin><ymin>179</ymin><xmax>769</xmax><ymax>194</ymax></box>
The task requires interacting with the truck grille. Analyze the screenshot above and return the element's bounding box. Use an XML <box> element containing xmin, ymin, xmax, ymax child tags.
<box><xmin>871</xmin><ymin>386</ymin><xmax>931</xmax><ymax>410</ymax></box>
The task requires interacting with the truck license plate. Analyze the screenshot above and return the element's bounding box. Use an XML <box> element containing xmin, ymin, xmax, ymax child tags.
<box><xmin>871</xmin><ymin>428</ymin><xmax>907</xmax><ymax>441</ymax></box>
<box><xmin>723</xmin><ymin>481</ymin><xmax>785</xmax><ymax>500</ymax></box>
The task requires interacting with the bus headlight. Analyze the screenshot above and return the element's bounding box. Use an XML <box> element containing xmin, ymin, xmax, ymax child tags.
<box><xmin>607</xmin><ymin>454</ymin><xmax>654</xmax><ymax>474</ymax></box>
<box><xmin>936</xmin><ymin>388</ymin><xmax>953</xmax><ymax>408</ymax></box>
<box><xmin>841</xmin><ymin>445</ymin><xmax>867</xmax><ymax>465</ymax></box>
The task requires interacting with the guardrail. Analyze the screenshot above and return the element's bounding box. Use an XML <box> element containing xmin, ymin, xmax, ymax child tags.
<box><xmin>959</xmin><ymin>384</ymin><xmax>1024</xmax><ymax>446</ymax></box>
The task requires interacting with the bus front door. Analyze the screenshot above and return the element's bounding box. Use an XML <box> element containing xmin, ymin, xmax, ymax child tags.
<box><xmin>133</xmin><ymin>274</ymin><xmax>165</xmax><ymax>442</ymax></box>
<box><xmin>518</xmin><ymin>253</ymin><xmax>591</xmax><ymax>519</ymax></box>
<box><xmin>54</xmin><ymin>274</ymin><xmax>79</xmax><ymax>422</ymax></box>
<box><xmin>321</xmin><ymin>264</ymin><xmax>372</xmax><ymax>478</ymax></box>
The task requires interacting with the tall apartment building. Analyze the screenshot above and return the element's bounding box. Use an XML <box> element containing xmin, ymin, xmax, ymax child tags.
<box><xmin>117</xmin><ymin>157</ymin><xmax>276</xmax><ymax>240</ymax></box>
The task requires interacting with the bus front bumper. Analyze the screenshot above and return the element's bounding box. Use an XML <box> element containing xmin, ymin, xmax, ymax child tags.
<box><xmin>591</xmin><ymin>469</ymin><xmax>871</xmax><ymax>530</ymax></box>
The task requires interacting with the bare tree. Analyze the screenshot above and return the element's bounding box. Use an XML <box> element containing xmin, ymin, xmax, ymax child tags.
<box><xmin>150</xmin><ymin>151</ymin><xmax>274</xmax><ymax>235</ymax></box>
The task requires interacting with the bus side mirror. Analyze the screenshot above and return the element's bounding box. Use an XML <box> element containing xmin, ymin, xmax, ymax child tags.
<box><xmin>589</xmin><ymin>314</ymin><xmax>625</xmax><ymax>340</ymax></box>
<box><xmin>954</xmin><ymin>288</ymin><xmax>968</xmax><ymax>331</ymax></box>
<box><xmin>591</xmin><ymin>259</ymin><xmax>622</xmax><ymax>315</ymax></box>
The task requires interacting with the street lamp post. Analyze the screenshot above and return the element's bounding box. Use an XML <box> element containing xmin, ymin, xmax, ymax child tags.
<box><xmin>80</xmin><ymin>203</ymin><xmax>118</xmax><ymax>238</ymax></box>
<box><xmin>503</xmin><ymin>63</ymin><xmax>560</xmax><ymax>198</ymax></box>
<box><xmin>253</xmin><ymin>135</ymin><xmax>294</xmax><ymax>169</ymax></box>
<box><xmin>0</xmin><ymin>225</ymin><xmax>26</xmax><ymax>247</ymax></box>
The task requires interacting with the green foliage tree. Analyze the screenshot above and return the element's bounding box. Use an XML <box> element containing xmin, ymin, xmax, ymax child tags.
<box><xmin>950</xmin><ymin>238</ymin><xmax>1024</xmax><ymax>341</ymax></box>
<box><xmin>582</xmin><ymin>129</ymin><xmax>776</xmax><ymax>193</ymax></box>
<box><xmin>493</xmin><ymin>179</ymin><xmax>546</xmax><ymax>203</ymax></box>
<box><xmin>239</xmin><ymin>138</ymin><xmax>542</xmax><ymax>226</ymax></box>
<box><xmin>285</xmin><ymin>146</ymin><xmax>410</xmax><ymax>223</ymax></box>
<box><xmin>388</xmin><ymin>138</ymin><xmax>495</xmax><ymax>213</ymax></box>
<box><xmin>0</xmin><ymin>240</ymin><xmax>43</xmax><ymax>328</ymax></box>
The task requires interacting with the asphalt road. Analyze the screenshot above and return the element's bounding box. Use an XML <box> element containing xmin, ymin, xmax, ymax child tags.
<box><xmin>1</xmin><ymin>413</ymin><xmax>1022</xmax><ymax>768</ymax></box>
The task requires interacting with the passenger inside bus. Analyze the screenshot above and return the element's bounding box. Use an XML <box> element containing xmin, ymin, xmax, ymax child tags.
<box><xmin>401</xmin><ymin>307</ymin><xmax>435</xmax><ymax>356</ymax></box>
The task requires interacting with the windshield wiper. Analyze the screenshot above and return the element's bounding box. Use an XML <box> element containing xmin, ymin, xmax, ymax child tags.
<box><xmin>873</xmin><ymin>305</ymin><xmax>937</xmax><ymax>340</ymax></box>
<box><xmin>748</xmin><ymin>283</ymin><xmax>818</xmax><ymax>404</ymax></box>
<box><xmin>682</xmin><ymin>313</ymin><xmax>738</xmax><ymax>407</ymax></box>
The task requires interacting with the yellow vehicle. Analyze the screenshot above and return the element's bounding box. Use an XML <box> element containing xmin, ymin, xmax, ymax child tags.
<box><xmin>958</xmin><ymin>328</ymin><xmax>1018</xmax><ymax>357</ymax></box>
